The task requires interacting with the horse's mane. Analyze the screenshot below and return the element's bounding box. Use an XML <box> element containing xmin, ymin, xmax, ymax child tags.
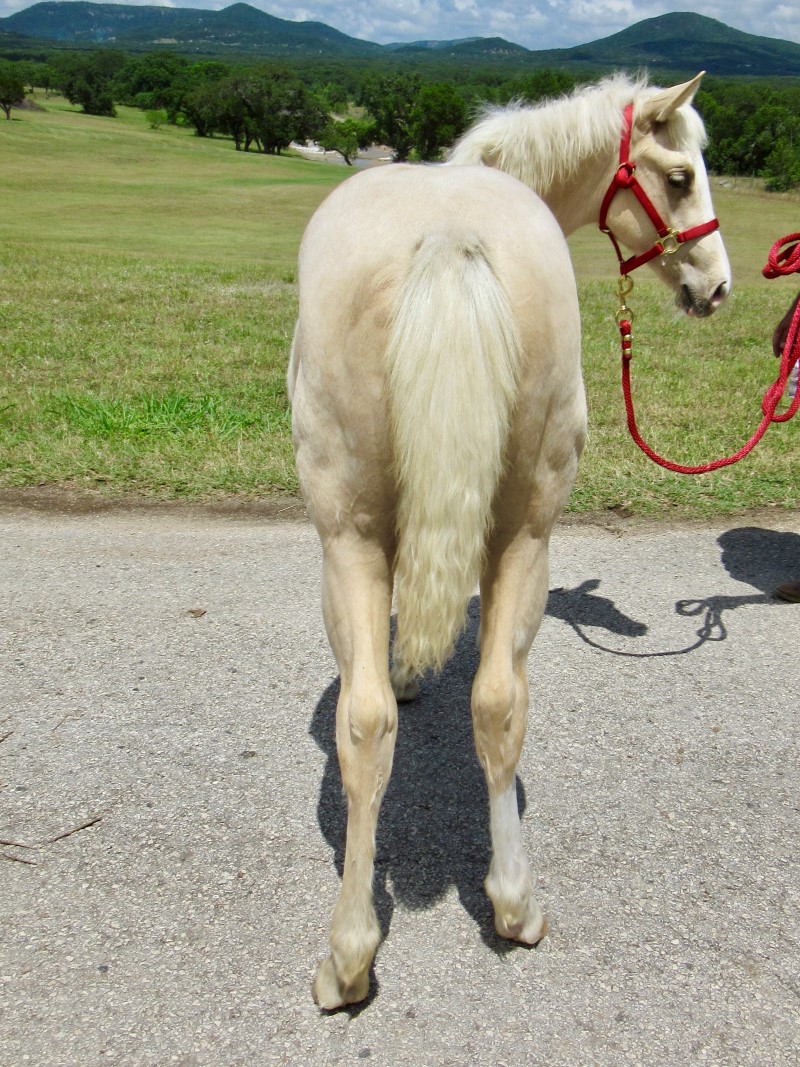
<box><xmin>448</xmin><ymin>73</ymin><xmax>708</xmax><ymax>196</ymax></box>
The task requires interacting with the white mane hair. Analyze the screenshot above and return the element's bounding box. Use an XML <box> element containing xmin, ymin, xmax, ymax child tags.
<box><xmin>448</xmin><ymin>73</ymin><xmax>708</xmax><ymax>196</ymax></box>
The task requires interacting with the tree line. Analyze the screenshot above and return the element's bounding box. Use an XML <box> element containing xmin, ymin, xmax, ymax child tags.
<box><xmin>697</xmin><ymin>80</ymin><xmax>800</xmax><ymax>192</ymax></box>
<box><xmin>0</xmin><ymin>51</ymin><xmax>475</xmax><ymax>161</ymax></box>
<box><xmin>2</xmin><ymin>51</ymin><xmax>800</xmax><ymax>184</ymax></box>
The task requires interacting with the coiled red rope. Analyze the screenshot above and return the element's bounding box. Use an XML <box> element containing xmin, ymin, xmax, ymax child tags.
<box><xmin>620</xmin><ymin>234</ymin><xmax>800</xmax><ymax>474</ymax></box>
<box><xmin>763</xmin><ymin>234</ymin><xmax>800</xmax><ymax>278</ymax></box>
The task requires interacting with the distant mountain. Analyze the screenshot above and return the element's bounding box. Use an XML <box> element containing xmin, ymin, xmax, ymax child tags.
<box><xmin>2</xmin><ymin>2</ymin><xmax>800</xmax><ymax>76</ymax></box>
<box><xmin>549</xmin><ymin>12</ymin><xmax>800</xmax><ymax>77</ymax></box>
<box><xmin>385</xmin><ymin>36</ymin><xmax>531</xmax><ymax>59</ymax></box>
<box><xmin>0</xmin><ymin>1</ymin><xmax>383</xmax><ymax>56</ymax></box>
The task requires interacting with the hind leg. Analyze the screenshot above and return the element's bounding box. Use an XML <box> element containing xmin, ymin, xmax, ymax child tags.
<box><xmin>471</xmin><ymin>529</ymin><xmax>552</xmax><ymax>944</ymax></box>
<box><xmin>313</xmin><ymin>532</ymin><xmax>397</xmax><ymax>1010</ymax></box>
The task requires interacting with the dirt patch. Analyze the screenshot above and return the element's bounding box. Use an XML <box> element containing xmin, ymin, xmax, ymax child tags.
<box><xmin>0</xmin><ymin>486</ymin><xmax>308</xmax><ymax>522</ymax></box>
<box><xmin>1</xmin><ymin>486</ymin><xmax>797</xmax><ymax>535</ymax></box>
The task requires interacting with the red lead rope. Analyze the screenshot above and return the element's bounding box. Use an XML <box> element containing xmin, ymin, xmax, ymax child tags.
<box><xmin>619</xmin><ymin>234</ymin><xmax>800</xmax><ymax>474</ymax></box>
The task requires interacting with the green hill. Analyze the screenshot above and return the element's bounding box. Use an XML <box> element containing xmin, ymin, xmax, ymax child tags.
<box><xmin>0</xmin><ymin>1</ymin><xmax>383</xmax><ymax>56</ymax></box>
<box><xmin>385</xmin><ymin>36</ymin><xmax>531</xmax><ymax>59</ymax></box>
<box><xmin>1</xmin><ymin>3</ymin><xmax>800</xmax><ymax>75</ymax></box>
<box><xmin>550</xmin><ymin>12</ymin><xmax>800</xmax><ymax>77</ymax></box>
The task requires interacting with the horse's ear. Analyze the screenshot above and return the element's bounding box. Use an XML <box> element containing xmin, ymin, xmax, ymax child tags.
<box><xmin>639</xmin><ymin>72</ymin><xmax>705</xmax><ymax>124</ymax></box>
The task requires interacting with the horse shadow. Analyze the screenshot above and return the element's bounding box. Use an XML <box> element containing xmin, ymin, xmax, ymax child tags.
<box><xmin>308</xmin><ymin>525</ymin><xmax>798</xmax><ymax>1004</ymax></box>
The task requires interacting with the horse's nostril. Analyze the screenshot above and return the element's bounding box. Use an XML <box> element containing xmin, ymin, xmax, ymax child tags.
<box><xmin>711</xmin><ymin>281</ymin><xmax>730</xmax><ymax>307</ymax></box>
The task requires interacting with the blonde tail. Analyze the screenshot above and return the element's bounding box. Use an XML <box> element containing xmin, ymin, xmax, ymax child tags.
<box><xmin>387</xmin><ymin>231</ymin><xmax>522</xmax><ymax>678</ymax></box>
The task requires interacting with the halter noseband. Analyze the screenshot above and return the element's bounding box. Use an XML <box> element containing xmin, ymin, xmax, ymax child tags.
<box><xmin>599</xmin><ymin>103</ymin><xmax>720</xmax><ymax>276</ymax></box>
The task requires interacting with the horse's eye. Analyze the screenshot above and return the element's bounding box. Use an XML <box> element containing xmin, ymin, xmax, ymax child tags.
<box><xmin>668</xmin><ymin>171</ymin><xmax>691</xmax><ymax>190</ymax></box>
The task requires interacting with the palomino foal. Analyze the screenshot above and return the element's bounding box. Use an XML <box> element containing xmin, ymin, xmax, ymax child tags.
<box><xmin>288</xmin><ymin>73</ymin><xmax>729</xmax><ymax>1010</ymax></box>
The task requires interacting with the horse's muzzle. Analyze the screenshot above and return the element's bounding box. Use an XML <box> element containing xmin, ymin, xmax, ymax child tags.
<box><xmin>679</xmin><ymin>280</ymin><xmax>730</xmax><ymax>318</ymax></box>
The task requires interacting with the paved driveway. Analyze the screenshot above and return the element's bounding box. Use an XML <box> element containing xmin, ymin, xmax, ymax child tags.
<box><xmin>1</xmin><ymin>502</ymin><xmax>799</xmax><ymax>1066</ymax></box>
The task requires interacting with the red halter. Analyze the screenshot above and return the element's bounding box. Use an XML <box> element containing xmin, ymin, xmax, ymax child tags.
<box><xmin>599</xmin><ymin>103</ymin><xmax>720</xmax><ymax>276</ymax></box>
<box><xmin>599</xmin><ymin>106</ymin><xmax>797</xmax><ymax>474</ymax></box>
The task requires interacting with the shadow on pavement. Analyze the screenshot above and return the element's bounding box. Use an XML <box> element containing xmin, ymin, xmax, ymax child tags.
<box><xmin>308</xmin><ymin>525</ymin><xmax>799</xmax><ymax>962</ymax></box>
<box><xmin>717</xmin><ymin>525</ymin><xmax>800</xmax><ymax>593</ymax></box>
<box><xmin>549</xmin><ymin>525</ymin><xmax>799</xmax><ymax>657</ymax></box>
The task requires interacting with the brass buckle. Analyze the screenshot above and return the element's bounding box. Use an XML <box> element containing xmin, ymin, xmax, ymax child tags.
<box><xmin>616</xmin><ymin>275</ymin><xmax>634</xmax><ymax>324</ymax></box>
<box><xmin>659</xmin><ymin>228</ymin><xmax>681</xmax><ymax>255</ymax></box>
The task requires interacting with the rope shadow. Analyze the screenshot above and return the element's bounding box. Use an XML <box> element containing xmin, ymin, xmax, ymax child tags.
<box><xmin>547</xmin><ymin>583</ymin><xmax>767</xmax><ymax>657</ymax></box>
<box><xmin>546</xmin><ymin>525</ymin><xmax>799</xmax><ymax>657</ymax></box>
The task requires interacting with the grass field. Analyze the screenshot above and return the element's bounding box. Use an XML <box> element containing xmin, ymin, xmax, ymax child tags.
<box><xmin>1</xmin><ymin>94</ymin><xmax>798</xmax><ymax>516</ymax></box>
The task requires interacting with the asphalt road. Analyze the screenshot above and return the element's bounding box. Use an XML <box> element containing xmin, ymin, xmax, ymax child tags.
<box><xmin>1</xmin><ymin>501</ymin><xmax>799</xmax><ymax>1066</ymax></box>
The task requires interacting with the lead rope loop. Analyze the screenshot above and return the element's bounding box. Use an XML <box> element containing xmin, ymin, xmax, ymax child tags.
<box><xmin>618</xmin><ymin>236</ymin><xmax>800</xmax><ymax>475</ymax></box>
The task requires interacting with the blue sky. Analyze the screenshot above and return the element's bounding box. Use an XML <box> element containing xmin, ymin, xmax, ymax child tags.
<box><xmin>2</xmin><ymin>0</ymin><xmax>798</xmax><ymax>50</ymax></box>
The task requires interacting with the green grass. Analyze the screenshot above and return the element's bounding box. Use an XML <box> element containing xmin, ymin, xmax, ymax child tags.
<box><xmin>1</xmin><ymin>94</ymin><xmax>798</xmax><ymax>515</ymax></box>
<box><xmin>0</xmin><ymin>251</ymin><xmax>303</xmax><ymax>495</ymax></box>
<box><xmin>3</xmin><ymin>94</ymin><xmax>342</xmax><ymax>267</ymax></box>
<box><xmin>0</xmin><ymin>95</ymin><xmax>344</xmax><ymax>497</ymax></box>
<box><xmin>569</xmin><ymin>279</ymin><xmax>798</xmax><ymax>515</ymax></box>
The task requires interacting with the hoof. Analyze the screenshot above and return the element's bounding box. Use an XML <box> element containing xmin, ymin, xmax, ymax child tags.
<box><xmin>494</xmin><ymin>902</ymin><xmax>548</xmax><ymax>946</ymax></box>
<box><xmin>312</xmin><ymin>956</ymin><xmax>370</xmax><ymax>1012</ymax></box>
<box><xmin>390</xmin><ymin>665</ymin><xmax>419</xmax><ymax>703</ymax></box>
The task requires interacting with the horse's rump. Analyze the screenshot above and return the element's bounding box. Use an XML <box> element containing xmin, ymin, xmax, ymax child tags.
<box><xmin>292</xmin><ymin>164</ymin><xmax>581</xmax><ymax>675</ymax></box>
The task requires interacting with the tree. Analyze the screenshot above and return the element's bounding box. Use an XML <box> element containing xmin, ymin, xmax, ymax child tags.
<box><xmin>14</xmin><ymin>60</ymin><xmax>38</xmax><ymax>95</ymax></box>
<box><xmin>315</xmin><ymin>81</ymin><xmax>351</xmax><ymax>115</ymax></box>
<box><xmin>0</xmin><ymin>61</ymin><xmax>25</xmax><ymax>120</ymax></box>
<box><xmin>318</xmin><ymin>117</ymin><xmax>375</xmax><ymax>165</ymax></box>
<box><xmin>360</xmin><ymin>73</ymin><xmax>420</xmax><ymax>162</ymax></box>
<box><xmin>38</xmin><ymin>62</ymin><xmax>58</xmax><ymax>97</ymax></box>
<box><xmin>208</xmin><ymin>69</ymin><xmax>325</xmax><ymax>154</ymax></box>
<box><xmin>113</xmin><ymin>52</ymin><xmax>188</xmax><ymax>111</ymax></box>
<box><xmin>409</xmin><ymin>83</ymin><xmax>468</xmax><ymax>161</ymax></box>
<box><xmin>168</xmin><ymin>62</ymin><xmax>230</xmax><ymax>127</ymax></box>
<box><xmin>505</xmin><ymin>69</ymin><xmax>578</xmax><ymax>104</ymax></box>
<box><xmin>178</xmin><ymin>82</ymin><xmax>217</xmax><ymax>138</ymax></box>
<box><xmin>763</xmin><ymin>138</ymin><xmax>800</xmax><ymax>192</ymax></box>
<box><xmin>214</xmin><ymin>75</ymin><xmax>254</xmax><ymax>149</ymax></box>
<box><xmin>51</xmin><ymin>52</ymin><xmax>125</xmax><ymax>117</ymax></box>
<box><xmin>250</xmin><ymin>73</ymin><xmax>325</xmax><ymax>155</ymax></box>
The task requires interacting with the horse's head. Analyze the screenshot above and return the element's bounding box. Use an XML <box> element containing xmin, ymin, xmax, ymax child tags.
<box><xmin>605</xmin><ymin>74</ymin><xmax>731</xmax><ymax>317</ymax></box>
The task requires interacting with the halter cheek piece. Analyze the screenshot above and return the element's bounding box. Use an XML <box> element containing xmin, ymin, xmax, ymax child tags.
<box><xmin>599</xmin><ymin>102</ymin><xmax>720</xmax><ymax>277</ymax></box>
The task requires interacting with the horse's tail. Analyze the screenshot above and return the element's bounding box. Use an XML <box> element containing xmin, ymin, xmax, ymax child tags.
<box><xmin>387</xmin><ymin>230</ymin><xmax>522</xmax><ymax>678</ymax></box>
